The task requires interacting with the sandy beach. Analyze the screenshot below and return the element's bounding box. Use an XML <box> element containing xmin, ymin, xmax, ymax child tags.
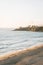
<box><xmin>0</xmin><ymin>45</ymin><xmax>43</xmax><ymax>65</ymax></box>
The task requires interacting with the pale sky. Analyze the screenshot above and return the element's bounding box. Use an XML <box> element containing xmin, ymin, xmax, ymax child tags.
<box><xmin>0</xmin><ymin>0</ymin><xmax>43</xmax><ymax>28</ymax></box>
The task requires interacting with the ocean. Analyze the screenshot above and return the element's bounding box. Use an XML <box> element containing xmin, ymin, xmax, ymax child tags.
<box><xmin>0</xmin><ymin>28</ymin><xmax>43</xmax><ymax>55</ymax></box>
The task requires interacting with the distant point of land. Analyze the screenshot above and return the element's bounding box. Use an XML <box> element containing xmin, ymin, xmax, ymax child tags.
<box><xmin>13</xmin><ymin>25</ymin><xmax>43</xmax><ymax>32</ymax></box>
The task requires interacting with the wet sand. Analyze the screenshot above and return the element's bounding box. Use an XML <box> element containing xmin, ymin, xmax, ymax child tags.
<box><xmin>0</xmin><ymin>45</ymin><xmax>43</xmax><ymax>65</ymax></box>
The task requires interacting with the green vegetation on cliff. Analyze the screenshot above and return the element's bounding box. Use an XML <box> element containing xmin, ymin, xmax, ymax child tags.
<box><xmin>14</xmin><ymin>25</ymin><xmax>43</xmax><ymax>32</ymax></box>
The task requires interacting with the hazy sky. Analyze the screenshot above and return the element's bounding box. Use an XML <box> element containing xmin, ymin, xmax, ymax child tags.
<box><xmin>0</xmin><ymin>0</ymin><xmax>43</xmax><ymax>28</ymax></box>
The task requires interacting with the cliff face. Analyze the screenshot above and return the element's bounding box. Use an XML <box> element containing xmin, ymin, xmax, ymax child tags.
<box><xmin>14</xmin><ymin>26</ymin><xmax>43</xmax><ymax>32</ymax></box>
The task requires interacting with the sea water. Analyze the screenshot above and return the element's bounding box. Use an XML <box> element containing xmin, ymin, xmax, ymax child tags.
<box><xmin>0</xmin><ymin>28</ymin><xmax>43</xmax><ymax>55</ymax></box>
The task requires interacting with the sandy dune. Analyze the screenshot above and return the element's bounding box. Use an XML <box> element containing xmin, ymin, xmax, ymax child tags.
<box><xmin>0</xmin><ymin>45</ymin><xmax>43</xmax><ymax>65</ymax></box>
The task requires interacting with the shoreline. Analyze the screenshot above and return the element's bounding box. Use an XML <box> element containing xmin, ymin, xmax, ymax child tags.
<box><xmin>0</xmin><ymin>44</ymin><xmax>43</xmax><ymax>59</ymax></box>
<box><xmin>0</xmin><ymin>44</ymin><xmax>43</xmax><ymax>65</ymax></box>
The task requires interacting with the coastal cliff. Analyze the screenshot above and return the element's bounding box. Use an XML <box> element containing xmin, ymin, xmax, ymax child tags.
<box><xmin>14</xmin><ymin>26</ymin><xmax>43</xmax><ymax>32</ymax></box>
